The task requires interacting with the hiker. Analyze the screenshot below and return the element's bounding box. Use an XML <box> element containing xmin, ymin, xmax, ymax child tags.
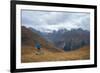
<box><xmin>35</xmin><ymin>42</ymin><xmax>42</xmax><ymax>55</ymax></box>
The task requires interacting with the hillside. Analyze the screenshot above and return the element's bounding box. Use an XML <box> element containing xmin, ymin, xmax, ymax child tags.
<box><xmin>21</xmin><ymin>46</ymin><xmax>90</xmax><ymax>63</ymax></box>
<box><xmin>21</xmin><ymin>26</ymin><xmax>63</xmax><ymax>52</ymax></box>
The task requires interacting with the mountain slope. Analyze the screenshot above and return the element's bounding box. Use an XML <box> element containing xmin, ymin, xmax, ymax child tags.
<box><xmin>21</xmin><ymin>46</ymin><xmax>90</xmax><ymax>62</ymax></box>
<box><xmin>21</xmin><ymin>26</ymin><xmax>63</xmax><ymax>52</ymax></box>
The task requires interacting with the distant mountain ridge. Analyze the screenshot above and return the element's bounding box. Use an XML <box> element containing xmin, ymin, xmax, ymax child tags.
<box><xmin>23</xmin><ymin>26</ymin><xmax>90</xmax><ymax>51</ymax></box>
<box><xmin>43</xmin><ymin>28</ymin><xmax>90</xmax><ymax>51</ymax></box>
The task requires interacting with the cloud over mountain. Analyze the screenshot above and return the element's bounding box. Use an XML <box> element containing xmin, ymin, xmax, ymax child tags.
<box><xmin>22</xmin><ymin>10</ymin><xmax>90</xmax><ymax>32</ymax></box>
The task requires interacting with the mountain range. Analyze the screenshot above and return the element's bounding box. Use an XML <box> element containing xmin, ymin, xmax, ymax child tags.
<box><xmin>22</xmin><ymin>26</ymin><xmax>90</xmax><ymax>51</ymax></box>
<box><xmin>29</xmin><ymin>27</ymin><xmax>90</xmax><ymax>51</ymax></box>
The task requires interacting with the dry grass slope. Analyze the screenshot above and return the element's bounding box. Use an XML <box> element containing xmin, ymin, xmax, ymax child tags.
<box><xmin>21</xmin><ymin>46</ymin><xmax>90</xmax><ymax>63</ymax></box>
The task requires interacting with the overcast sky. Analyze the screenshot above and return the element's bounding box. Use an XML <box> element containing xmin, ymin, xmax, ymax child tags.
<box><xmin>21</xmin><ymin>10</ymin><xmax>90</xmax><ymax>33</ymax></box>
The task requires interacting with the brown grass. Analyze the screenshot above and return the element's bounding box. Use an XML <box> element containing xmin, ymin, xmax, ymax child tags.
<box><xmin>21</xmin><ymin>46</ymin><xmax>90</xmax><ymax>63</ymax></box>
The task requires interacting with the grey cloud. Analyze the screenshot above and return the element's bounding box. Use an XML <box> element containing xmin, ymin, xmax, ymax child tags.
<box><xmin>21</xmin><ymin>10</ymin><xmax>90</xmax><ymax>32</ymax></box>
